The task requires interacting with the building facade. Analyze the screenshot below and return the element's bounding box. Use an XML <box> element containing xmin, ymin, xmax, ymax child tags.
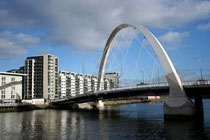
<box><xmin>105</xmin><ymin>72</ymin><xmax>119</xmax><ymax>89</ymax></box>
<box><xmin>75</xmin><ymin>73</ymin><xmax>84</xmax><ymax>95</ymax></box>
<box><xmin>7</xmin><ymin>66</ymin><xmax>24</xmax><ymax>74</ymax></box>
<box><xmin>84</xmin><ymin>75</ymin><xmax>91</xmax><ymax>93</ymax></box>
<box><xmin>58</xmin><ymin>71</ymin><xmax>119</xmax><ymax>98</ymax></box>
<box><xmin>0</xmin><ymin>72</ymin><xmax>26</xmax><ymax>103</ymax></box>
<box><xmin>24</xmin><ymin>54</ymin><xmax>58</xmax><ymax>100</ymax></box>
<box><xmin>59</xmin><ymin>71</ymin><xmax>76</xmax><ymax>98</ymax></box>
<box><xmin>91</xmin><ymin>76</ymin><xmax>98</xmax><ymax>92</ymax></box>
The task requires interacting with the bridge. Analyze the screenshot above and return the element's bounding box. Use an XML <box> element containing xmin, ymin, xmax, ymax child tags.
<box><xmin>51</xmin><ymin>81</ymin><xmax>210</xmax><ymax>105</ymax></box>
<box><xmin>52</xmin><ymin>24</ymin><xmax>210</xmax><ymax>118</ymax></box>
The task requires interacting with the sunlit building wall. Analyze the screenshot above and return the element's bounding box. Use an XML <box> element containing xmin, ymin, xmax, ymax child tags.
<box><xmin>0</xmin><ymin>72</ymin><xmax>26</xmax><ymax>103</ymax></box>
<box><xmin>24</xmin><ymin>54</ymin><xmax>59</xmax><ymax>100</ymax></box>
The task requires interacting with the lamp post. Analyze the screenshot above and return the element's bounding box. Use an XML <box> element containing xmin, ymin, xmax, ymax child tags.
<box><xmin>139</xmin><ymin>69</ymin><xmax>144</xmax><ymax>84</ymax></box>
<box><xmin>198</xmin><ymin>57</ymin><xmax>204</xmax><ymax>80</ymax></box>
<box><xmin>157</xmin><ymin>66</ymin><xmax>160</xmax><ymax>84</ymax></box>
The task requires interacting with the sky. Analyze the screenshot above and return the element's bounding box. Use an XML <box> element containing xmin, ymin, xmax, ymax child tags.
<box><xmin>0</xmin><ymin>0</ymin><xmax>210</xmax><ymax>80</ymax></box>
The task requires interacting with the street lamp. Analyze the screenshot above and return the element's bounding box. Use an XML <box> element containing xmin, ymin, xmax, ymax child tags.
<box><xmin>139</xmin><ymin>69</ymin><xmax>144</xmax><ymax>84</ymax></box>
<box><xmin>198</xmin><ymin>57</ymin><xmax>204</xmax><ymax>80</ymax></box>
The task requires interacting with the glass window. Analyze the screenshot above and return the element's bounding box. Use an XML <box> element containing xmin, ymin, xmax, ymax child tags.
<box><xmin>1</xmin><ymin>95</ymin><xmax>5</xmax><ymax>99</ymax></box>
<box><xmin>1</xmin><ymin>77</ymin><xmax>6</xmax><ymax>85</ymax></box>
<box><xmin>1</xmin><ymin>77</ymin><xmax>6</xmax><ymax>81</ymax></box>
<box><xmin>11</xmin><ymin>95</ymin><xmax>15</xmax><ymax>99</ymax></box>
<box><xmin>11</xmin><ymin>77</ymin><xmax>15</xmax><ymax>82</ymax></box>
<box><xmin>1</xmin><ymin>90</ymin><xmax>5</xmax><ymax>95</ymax></box>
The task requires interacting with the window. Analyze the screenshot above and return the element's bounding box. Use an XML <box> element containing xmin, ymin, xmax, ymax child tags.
<box><xmin>1</xmin><ymin>95</ymin><xmax>5</xmax><ymax>99</ymax></box>
<box><xmin>11</xmin><ymin>91</ymin><xmax>14</xmax><ymax>95</ymax></box>
<box><xmin>1</xmin><ymin>77</ymin><xmax>6</xmax><ymax>85</ymax></box>
<box><xmin>11</xmin><ymin>95</ymin><xmax>15</xmax><ymax>99</ymax></box>
<box><xmin>11</xmin><ymin>77</ymin><xmax>15</xmax><ymax>82</ymax></box>
<box><xmin>1</xmin><ymin>77</ymin><xmax>6</xmax><ymax>81</ymax></box>
<box><xmin>1</xmin><ymin>90</ymin><xmax>5</xmax><ymax>95</ymax></box>
<box><xmin>1</xmin><ymin>90</ymin><xmax>5</xmax><ymax>99</ymax></box>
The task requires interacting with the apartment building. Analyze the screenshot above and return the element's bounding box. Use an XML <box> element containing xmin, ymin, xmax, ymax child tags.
<box><xmin>58</xmin><ymin>71</ymin><xmax>119</xmax><ymax>98</ymax></box>
<box><xmin>84</xmin><ymin>75</ymin><xmax>91</xmax><ymax>93</ymax></box>
<box><xmin>105</xmin><ymin>72</ymin><xmax>119</xmax><ymax>89</ymax></box>
<box><xmin>91</xmin><ymin>76</ymin><xmax>98</xmax><ymax>92</ymax></box>
<box><xmin>24</xmin><ymin>54</ymin><xmax>58</xmax><ymax>100</ymax></box>
<box><xmin>59</xmin><ymin>71</ymin><xmax>76</xmax><ymax>98</ymax></box>
<box><xmin>0</xmin><ymin>72</ymin><xmax>26</xmax><ymax>103</ymax></box>
<box><xmin>75</xmin><ymin>73</ymin><xmax>84</xmax><ymax>95</ymax></box>
<box><xmin>104</xmin><ymin>78</ymin><xmax>111</xmax><ymax>90</ymax></box>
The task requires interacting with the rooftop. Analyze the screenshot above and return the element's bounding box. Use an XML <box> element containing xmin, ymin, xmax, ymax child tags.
<box><xmin>0</xmin><ymin>72</ymin><xmax>27</xmax><ymax>77</ymax></box>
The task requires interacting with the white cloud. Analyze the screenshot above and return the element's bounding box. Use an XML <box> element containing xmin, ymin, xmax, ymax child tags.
<box><xmin>0</xmin><ymin>31</ymin><xmax>40</xmax><ymax>58</ymax></box>
<box><xmin>197</xmin><ymin>22</ymin><xmax>210</xmax><ymax>31</ymax></box>
<box><xmin>160</xmin><ymin>31</ymin><xmax>189</xmax><ymax>43</ymax></box>
<box><xmin>0</xmin><ymin>0</ymin><xmax>210</xmax><ymax>51</ymax></box>
<box><xmin>159</xmin><ymin>31</ymin><xmax>189</xmax><ymax>50</ymax></box>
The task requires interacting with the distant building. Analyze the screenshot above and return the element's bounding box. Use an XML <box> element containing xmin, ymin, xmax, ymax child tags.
<box><xmin>105</xmin><ymin>72</ymin><xmax>119</xmax><ymax>89</ymax></box>
<box><xmin>7</xmin><ymin>66</ymin><xmax>24</xmax><ymax>74</ymax></box>
<box><xmin>58</xmin><ymin>71</ymin><xmax>119</xmax><ymax>98</ymax></box>
<box><xmin>104</xmin><ymin>78</ymin><xmax>111</xmax><ymax>90</ymax></box>
<box><xmin>84</xmin><ymin>75</ymin><xmax>91</xmax><ymax>93</ymax></box>
<box><xmin>59</xmin><ymin>71</ymin><xmax>76</xmax><ymax>98</ymax></box>
<box><xmin>75</xmin><ymin>73</ymin><xmax>84</xmax><ymax>95</ymax></box>
<box><xmin>148</xmin><ymin>96</ymin><xmax>160</xmax><ymax>101</ymax></box>
<box><xmin>24</xmin><ymin>54</ymin><xmax>59</xmax><ymax>100</ymax></box>
<box><xmin>0</xmin><ymin>72</ymin><xmax>26</xmax><ymax>103</ymax></box>
<box><xmin>91</xmin><ymin>76</ymin><xmax>98</xmax><ymax>92</ymax></box>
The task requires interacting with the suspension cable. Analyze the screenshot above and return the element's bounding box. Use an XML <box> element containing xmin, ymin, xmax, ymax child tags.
<box><xmin>107</xmin><ymin>30</ymin><xmax>126</xmax><ymax>73</ymax></box>
<box><xmin>119</xmin><ymin>29</ymin><xmax>136</xmax><ymax>77</ymax></box>
<box><xmin>149</xmin><ymin>58</ymin><xmax>157</xmax><ymax>84</ymax></box>
<box><xmin>133</xmin><ymin>37</ymin><xmax>145</xmax><ymax>76</ymax></box>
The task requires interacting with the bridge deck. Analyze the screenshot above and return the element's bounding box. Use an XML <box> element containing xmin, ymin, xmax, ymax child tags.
<box><xmin>51</xmin><ymin>83</ymin><xmax>210</xmax><ymax>105</ymax></box>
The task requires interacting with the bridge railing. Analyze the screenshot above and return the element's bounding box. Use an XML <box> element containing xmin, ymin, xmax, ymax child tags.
<box><xmin>182</xmin><ymin>80</ymin><xmax>210</xmax><ymax>86</ymax></box>
<box><xmin>97</xmin><ymin>80</ymin><xmax>210</xmax><ymax>93</ymax></box>
<box><xmin>50</xmin><ymin>80</ymin><xmax>210</xmax><ymax>102</ymax></box>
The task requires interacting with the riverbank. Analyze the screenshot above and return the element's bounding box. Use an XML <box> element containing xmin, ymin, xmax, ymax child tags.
<box><xmin>0</xmin><ymin>96</ymin><xmax>165</xmax><ymax>112</ymax></box>
<box><xmin>0</xmin><ymin>103</ymin><xmax>39</xmax><ymax>113</ymax></box>
<box><xmin>103</xmin><ymin>97</ymin><xmax>150</xmax><ymax>106</ymax></box>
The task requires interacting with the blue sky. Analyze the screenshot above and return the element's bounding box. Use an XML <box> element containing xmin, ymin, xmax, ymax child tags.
<box><xmin>0</xmin><ymin>0</ymin><xmax>210</xmax><ymax>81</ymax></box>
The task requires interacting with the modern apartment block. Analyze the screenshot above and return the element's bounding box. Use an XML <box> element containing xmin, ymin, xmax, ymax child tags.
<box><xmin>58</xmin><ymin>71</ymin><xmax>119</xmax><ymax>98</ymax></box>
<box><xmin>59</xmin><ymin>71</ymin><xmax>76</xmax><ymax>98</ymax></box>
<box><xmin>75</xmin><ymin>74</ymin><xmax>84</xmax><ymax>95</ymax></box>
<box><xmin>91</xmin><ymin>76</ymin><xmax>98</xmax><ymax>92</ymax></box>
<box><xmin>24</xmin><ymin>54</ymin><xmax>58</xmax><ymax>100</ymax></box>
<box><xmin>0</xmin><ymin>72</ymin><xmax>26</xmax><ymax>103</ymax></box>
<box><xmin>105</xmin><ymin>72</ymin><xmax>119</xmax><ymax>89</ymax></box>
<box><xmin>84</xmin><ymin>75</ymin><xmax>91</xmax><ymax>93</ymax></box>
<box><xmin>104</xmin><ymin>78</ymin><xmax>111</xmax><ymax>90</ymax></box>
<box><xmin>7</xmin><ymin>66</ymin><xmax>24</xmax><ymax>74</ymax></box>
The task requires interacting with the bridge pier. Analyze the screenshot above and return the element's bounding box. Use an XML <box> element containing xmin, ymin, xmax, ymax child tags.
<box><xmin>164</xmin><ymin>74</ymin><xmax>196</xmax><ymax>118</ymax></box>
<box><xmin>194</xmin><ymin>96</ymin><xmax>204</xmax><ymax>119</ymax></box>
<box><xmin>96</xmin><ymin>100</ymin><xmax>104</xmax><ymax>109</ymax></box>
<box><xmin>164</xmin><ymin>97</ymin><xmax>196</xmax><ymax>119</ymax></box>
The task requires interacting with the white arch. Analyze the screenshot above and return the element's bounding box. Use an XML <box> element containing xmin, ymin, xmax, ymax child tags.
<box><xmin>97</xmin><ymin>24</ymin><xmax>194</xmax><ymax>111</ymax></box>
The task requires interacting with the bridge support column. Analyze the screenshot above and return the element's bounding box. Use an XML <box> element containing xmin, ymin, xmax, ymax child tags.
<box><xmin>164</xmin><ymin>97</ymin><xmax>196</xmax><ymax>118</ymax></box>
<box><xmin>195</xmin><ymin>96</ymin><xmax>204</xmax><ymax>119</ymax></box>
<box><xmin>96</xmin><ymin>100</ymin><xmax>104</xmax><ymax>109</ymax></box>
<box><xmin>164</xmin><ymin>74</ymin><xmax>196</xmax><ymax>118</ymax></box>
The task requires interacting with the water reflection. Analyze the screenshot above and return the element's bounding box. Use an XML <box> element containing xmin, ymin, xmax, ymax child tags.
<box><xmin>0</xmin><ymin>101</ymin><xmax>210</xmax><ymax>140</ymax></box>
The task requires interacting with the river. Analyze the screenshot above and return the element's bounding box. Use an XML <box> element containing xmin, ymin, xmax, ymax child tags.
<box><xmin>0</xmin><ymin>100</ymin><xmax>210</xmax><ymax>140</ymax></box>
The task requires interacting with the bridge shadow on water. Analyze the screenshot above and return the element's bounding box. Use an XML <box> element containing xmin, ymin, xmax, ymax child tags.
<box><xmin>164</xmin><ymin>118</ymin><xmax>207</xmax><ymax>140</ymax></box>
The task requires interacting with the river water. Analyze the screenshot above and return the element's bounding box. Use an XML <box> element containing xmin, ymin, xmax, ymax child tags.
<box><xmin>0</xmin><ymin>100</ymin><xmax>210</xmax><ymax>140</ymax></box>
